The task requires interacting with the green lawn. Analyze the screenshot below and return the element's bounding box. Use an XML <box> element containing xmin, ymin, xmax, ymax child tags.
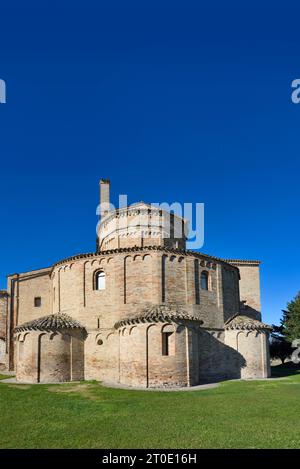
<box><xmin>0</xmin><ymin>364</ymin><xmax>300</xmax><ymax>449</ymax></box>
<box><xmin>0</xmin><ymin>374</ymin><xmax>10</xmax><ymax>380</ymax></box>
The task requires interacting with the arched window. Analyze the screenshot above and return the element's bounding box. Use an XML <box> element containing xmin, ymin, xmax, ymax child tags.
<box><xmin>201</xmin><ymin>271</ymin><xmax>209</xmax><ymax>290</ymax></box>
<box><xmin>94</xmin><ymin>270</ymin><xmax>106</xmax><ymax>290</ymax></box>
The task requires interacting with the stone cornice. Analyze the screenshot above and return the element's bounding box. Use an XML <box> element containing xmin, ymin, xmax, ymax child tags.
<box><xmin>226</xmin><ymin>259</ymin><xmax>261</xmax><ymax>266</ymax></box>
<box><xmin>14</xmin><ymin>313</ymin><xmax>86</xmax><ymax>333</ymax></box>
<box><xmin>225</xmin><ymin>314</ymin><xmax>272</xmax><ymax>331</ymax></box>
<box><xmin>7</xmin><ymin>267</ymin><xmax>52</xmax><ymax>280</ymax></box>
<box><xmin>50</xmin><ymin>246</ymin><xmax>242</xmax><ymax>272</ymax></box>
<box><xmin>114</xmin><ymin>304</ymin><xmax>204</xmax><ymax>329</ymax></box>
<box><xmin>100</xmin><ymin>202</ymin><xmax>187</xmax><ymax>227</ymax></box>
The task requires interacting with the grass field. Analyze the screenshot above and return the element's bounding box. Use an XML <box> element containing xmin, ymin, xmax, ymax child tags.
<box><xmin>0</xmin><ymin>364</ymin><xmax>299</xmax><ymax>449</ymax></box>
<box><xmin>0</xmin><ymin>374</ymin><xmax>10</xmax><ymax>380</ymax></box>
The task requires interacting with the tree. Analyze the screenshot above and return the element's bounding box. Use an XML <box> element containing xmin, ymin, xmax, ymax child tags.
<box><xmin>280</xmin><ymin>292</ymin><xmax>300</xmax><ymax>343</ymax></box>
<box><xmin>269</xmin><ymin>334</ymin><xmax>292</xmax><ymax>364</ymax></box>
<box><xmin>270</xmin><ymin>292</ymin><xmax>300</xmax><ymax>364</ymax></box>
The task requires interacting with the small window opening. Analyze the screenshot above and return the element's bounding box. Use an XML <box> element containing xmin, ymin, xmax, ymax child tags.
<box><xmin>201</xmin><ymin>271</ymin><xmax>209</xmax><ymax>290</ymax></box>
<box><xmin>34</xmin><ymin>297</ymin><xmax>41</xmax><ymax>307</ymax></box>
<box><xmin>162</xmin><ymin>332</ymin><xmax>174</xmax><ymax>356</ymax></box>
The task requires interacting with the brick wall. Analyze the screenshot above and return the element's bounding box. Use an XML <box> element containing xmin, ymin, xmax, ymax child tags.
<box><xmin>228</xmin><ymin>261</ymin><xmax>261</xmax><ymax>320</ymax></box>
<box><xmin>0</xmin><ymin>291</ymin><xmax>7</xmax><ymax>365</ymax></box>
<box><xmin>225</xmin><ymin>329</ymin><xmax>270</xmax><ymax>378</ymax></box>
<box><xmin>7</xmin><ymin>248</ymin><xmax>268</xmax><ymax>385</ymax></box>
<box><xmin>16</xmin><ymin>329</ymin><xmax>85</xmax><ymax>383</ymax></box>
<box><xmin>0</xmin><ymin>290</ymin><xmax>7</xmax><ymax>337</ymax></box>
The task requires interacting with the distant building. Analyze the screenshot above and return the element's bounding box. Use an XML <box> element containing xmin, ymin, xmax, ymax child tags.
<box><xmin>0</xmin><ymin>179</ymin><xmax>271</xmax><ymax>387</ymax></box>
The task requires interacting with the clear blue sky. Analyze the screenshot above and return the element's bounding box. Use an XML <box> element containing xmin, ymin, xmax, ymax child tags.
<box><xmin>1</xmin><ymin>1</ymin><xmax>300</xmax><ymax>325</ymax></box>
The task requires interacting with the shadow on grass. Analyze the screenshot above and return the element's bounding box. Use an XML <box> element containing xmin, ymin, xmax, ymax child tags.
<box><xmin>271</xmin><ymin>362</ymin><xmax>300</xmax><ymax>378</ymax></box>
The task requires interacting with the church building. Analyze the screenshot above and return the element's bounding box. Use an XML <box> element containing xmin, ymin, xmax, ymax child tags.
<box><xmin>0</xmin><ymin>179</ymin><xmax>271</xmax><ymax>387</ymax></box>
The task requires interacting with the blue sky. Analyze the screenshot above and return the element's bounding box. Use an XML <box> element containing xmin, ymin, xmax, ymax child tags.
<box><xmin>0</xmin><ymin>1</ymin><xmax>300</xmax><ymax>325</ymax></box>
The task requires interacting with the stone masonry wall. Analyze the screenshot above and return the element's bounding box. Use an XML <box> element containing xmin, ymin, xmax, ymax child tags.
<box><xmin>16</xmin><ymin>329</ymin><xmax>85</xmax><ymax>383</ymax></box>
<box><xmin>221</xmin><ymin>266</ymin><xmax>240</xmax><ymax>322</ymax></box>
<box><xmin>16</xmin><ymin>270</ymin><xmax>52</xmax><ymax>326</ymax></box>
<box><xmin>229</xmin><ymin>262</ymin><xmax>261</xmax><ymax>320</ymax></box>
<box><xmin>0</xmin><ymin>291</ymin><xmax>7</xmax><ymax>365</ymax></box>
<box><xmin>0</xmin><ymin>291</ymin><xmax>7</xmax><ymax>338</ymax></box>
<box><xmin>7</xmin><ymin>248</ymin><xmax>267</xmax><ymax>386</ymax></box>
<box><xmin>49</xmin><ymin>250</ymin><xmax>231</xmax><ymax>332</ymax></box>
<box><xmin>225</xmin><ymin>329</ymin><xmax>270</xmax><ymax>378</ymax></box>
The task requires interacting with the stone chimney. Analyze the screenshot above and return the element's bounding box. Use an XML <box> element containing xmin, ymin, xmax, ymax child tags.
<box><xmin>99</xmin><ymin>179</ymin><xmax>110</xmax><ymax>218</ymax></box>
